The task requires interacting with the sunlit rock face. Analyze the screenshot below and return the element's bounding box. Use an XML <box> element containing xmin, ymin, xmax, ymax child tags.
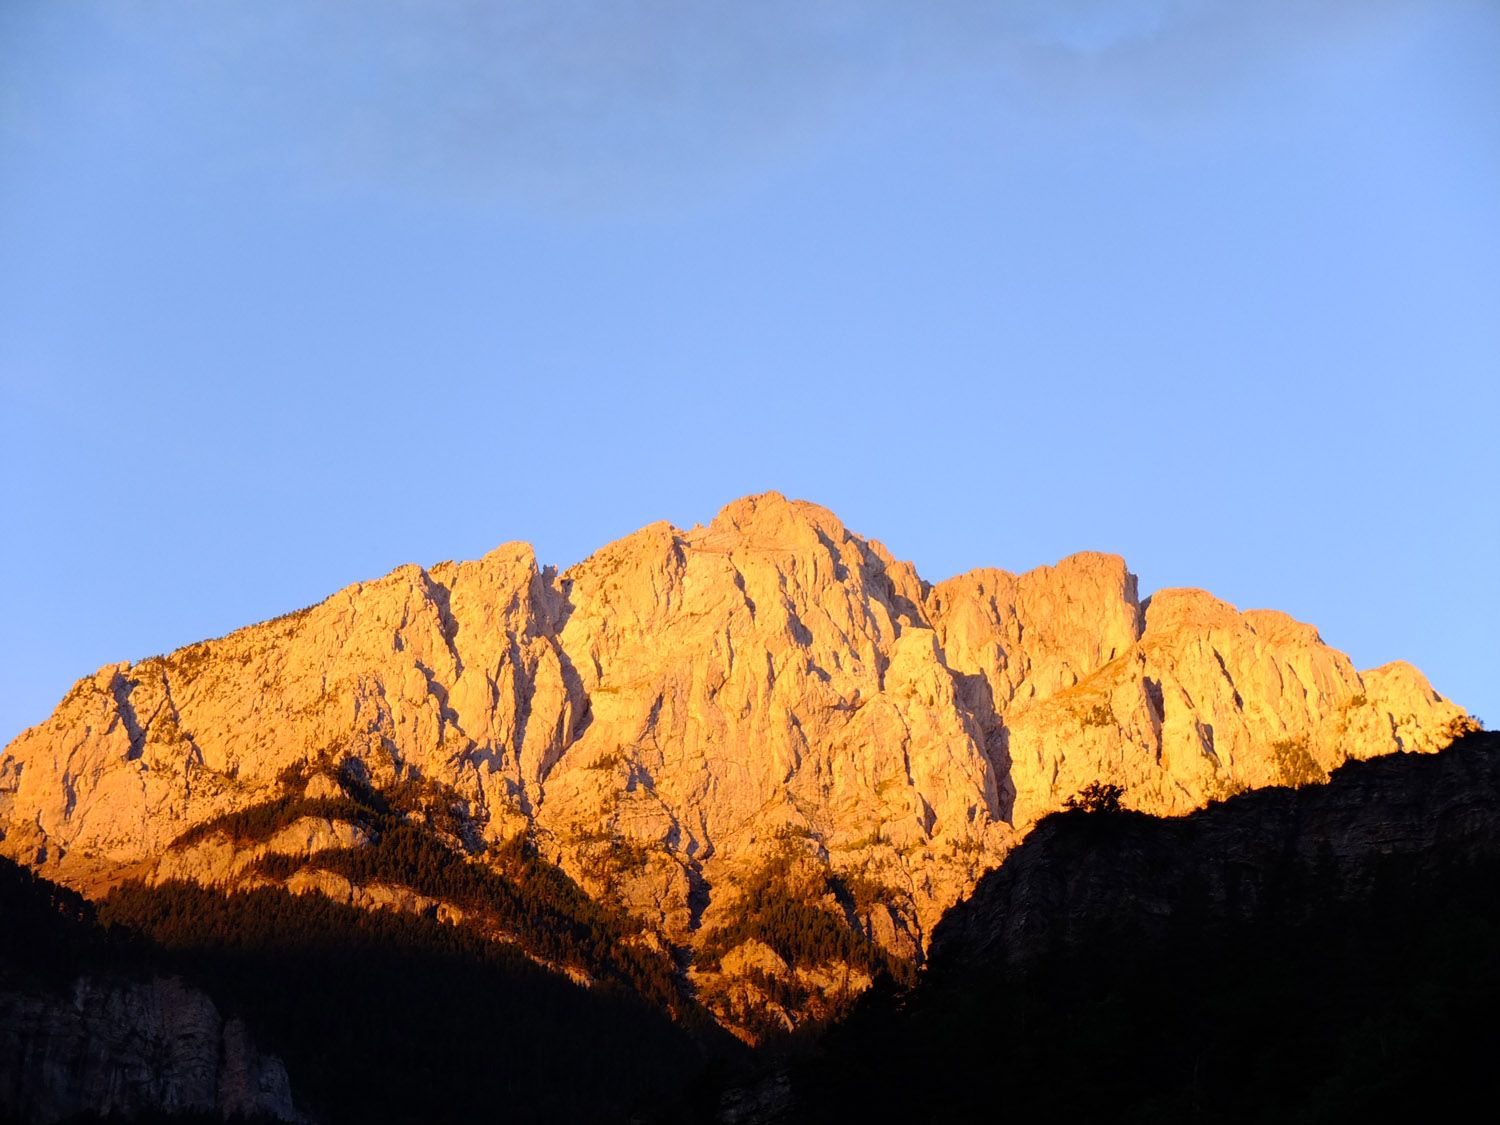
<box><xmin>0</xmin><ymin>492</ymin><xmax>1467</xmax><ymax>1030</ymax></box>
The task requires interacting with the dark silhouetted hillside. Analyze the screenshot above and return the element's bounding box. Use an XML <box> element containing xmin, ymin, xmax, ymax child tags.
<box><xmin>783</xmin><ymin>730</ymin><xmax>1500</xmax><ymax>1123</ymax></box>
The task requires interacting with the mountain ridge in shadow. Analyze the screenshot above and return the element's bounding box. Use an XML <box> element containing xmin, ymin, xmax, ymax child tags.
<box><xmin>778</xmin><ymin>729</ymin><xmax>1500</xmax><ymax>1122</ymax></box>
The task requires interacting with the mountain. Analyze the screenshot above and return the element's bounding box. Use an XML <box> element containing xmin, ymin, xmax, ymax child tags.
<box><xmin>780</xmin><ymin>729</ymin><xmax>1500</xmax><ymax>1122</ymax></box>
<box><xmin>0</xmin><ymin>492</ymin><xmax>1469</xmax><ymax>1037</ymax></box>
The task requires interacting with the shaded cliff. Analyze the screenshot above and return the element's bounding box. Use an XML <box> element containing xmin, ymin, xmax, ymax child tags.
<box><xmin>0</xmin><ymin>858</ymin><xmax>301</xmax><ymax>1124</ymax></box>
<box><xmin>1</xmin><ymin>850</ymin><xmax>733</xmax><ymax>1125</ymax></box>
<box><xmin>782</xmin><ymin>730</ymin><xmax>1500</xmax><ymax>1122</ymax></box>
<box><xmin>0</xmin><ymin>493</ymin><xmax>1469</xmax><ymax>1036</ymax></box>
<box><xmin>95</xmin><ymin>880</ymin><xmax>731</xmax><ymax>1125</ymax></box>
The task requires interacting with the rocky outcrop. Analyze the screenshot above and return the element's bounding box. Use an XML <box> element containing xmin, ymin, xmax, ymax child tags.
<box><xmin>0</xmin><ymin>493</ymin><xmax>1469</xmax><ymax>1033</ymax></box>
<box><xmin>0</xmin><ymin>974</ymin><xmax>301</xmax><ymax>1123</ymax></box>
<box><xmin>150</xmin><ymin>815</ymin><xmax>371</xmax><ymax>887</ymax></box>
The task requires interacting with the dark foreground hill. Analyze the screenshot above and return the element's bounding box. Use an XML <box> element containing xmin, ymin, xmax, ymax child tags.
<box><xmin>0</xmin><ymin>849</ymin><xmax>733</xmax><ymax>1125</ymax></box>
<box><xmin>0</xmin><ymin>857</ymin><xmax>299</xmax><ymax>1124</ymax></box>
<box><xmin>777</xmin><ymin>730</ymin><xmax>1500</xmax><ymax>1123</ymax></box>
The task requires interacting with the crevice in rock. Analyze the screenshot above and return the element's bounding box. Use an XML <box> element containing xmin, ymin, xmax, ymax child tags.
<box><xmin>108</xmin><ymin>672</ymin><xmax>148</xmax><ymax>762</ymax></box>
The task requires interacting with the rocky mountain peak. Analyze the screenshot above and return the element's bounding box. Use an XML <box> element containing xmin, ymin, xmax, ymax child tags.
<box><xmin>706</xmin><ymin>490</ymin><xmax>844</xmax><ymax>540</ymax></box>
<box><xmin>0</xmin><ymin>494</ymin><xmax>1469</xmax><ymax>1038</ymax></box>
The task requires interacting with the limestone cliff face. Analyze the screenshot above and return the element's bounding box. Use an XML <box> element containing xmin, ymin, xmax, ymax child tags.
<box><xmin>0</xmin><ymin>975</ymin><xmax>301</xmax><ymax>1124</ymax></box>
<box><xmin>0</xmin><ymin>493</ymin><xmax>1467</xmax><ymax>1029</ymax></box>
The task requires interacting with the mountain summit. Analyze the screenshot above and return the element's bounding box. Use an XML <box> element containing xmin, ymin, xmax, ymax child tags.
<box><xmin>0</xmin><ymin>492</ymin><xmax>1467</xmax><ymax>1035</ymax></box>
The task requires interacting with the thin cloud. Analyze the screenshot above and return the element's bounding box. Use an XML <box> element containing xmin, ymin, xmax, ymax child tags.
<box><xmin>4</xmin><ymin>0</ymin><xmax>1472</xmax><ymax>211</ymax></box>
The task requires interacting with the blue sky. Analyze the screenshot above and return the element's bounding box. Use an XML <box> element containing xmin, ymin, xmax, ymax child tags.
<box><xmin>2</xmin><ymin>0</ymin><xmax>1496</xmax><ymax>744</ymax></box>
